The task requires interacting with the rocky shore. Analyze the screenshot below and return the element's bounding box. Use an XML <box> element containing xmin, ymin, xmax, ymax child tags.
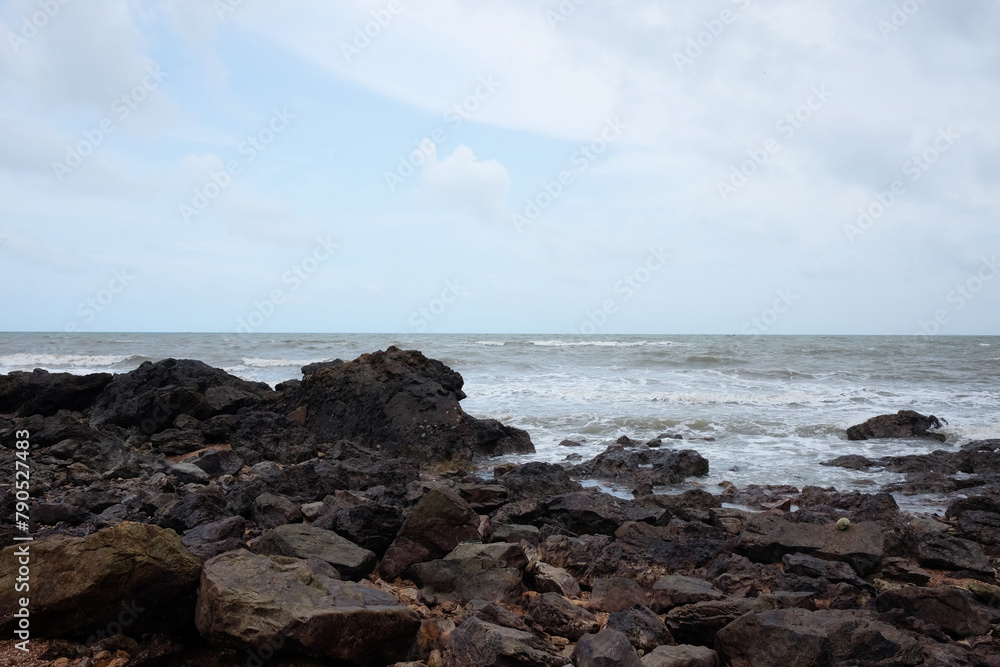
<box><xmin>0</xmin><ymin>347</ymin><xmax>997</xmax><ymax>666</ymax></box>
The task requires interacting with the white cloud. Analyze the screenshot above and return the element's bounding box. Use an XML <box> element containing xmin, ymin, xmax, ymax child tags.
<box><xmin>420</xmin><ymin>144</ymin><xmax>510</xmax><ymax>223</ymax></box>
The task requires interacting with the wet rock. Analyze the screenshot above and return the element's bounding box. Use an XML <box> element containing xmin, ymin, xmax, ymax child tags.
<box><xmin>915</xmin><ymin>534</ymin><xmax>994</xmax><ymax>575</ymax></box>
<box><xmin>541</xmin><ymin>490</ymin><xmax>662</xmax><ymax>536</ymax></box>
<box><xmin>715</xmin><ymin>608</ymin><xmax>923</xmax><ymax>667</ymax></box>
<box><xmin>574</xmin><ymin>445</ymin><xmax>709</xmax><ymax>488</ymax></box>
<box><xmin>946</xmin><ymin>495</ymin><xmax>1000</xmax><ymax>545</ymax></box>
<box><xmin>230</xmin><ymin>410</ymin><xmax>317</xmax><ymax>465</ymax></box>
<box><xmin>528</xmin><ymin>561</ymin><xmax>581</xmax><ymax>598</ymax></box>
<box><xmin>781</xmin><ymin>553</ymin><xmax>870</xmax><ymax>589</ymax></box>
<box><xmin>846</xmin><ymin>410</ymin><xmax>946</xmax><ymax>441</ymax></box>
<box><xmin>181</xmin><ymin>516</ymin><xmax>247</xmax><ymax>561</ymax></box>
<box><xmin>0</xmin><ymin>522</ymin><xmax>201</xmax><ymax>638</ymax></box>
<box><xmin>380</xmin><ymin>487</ymin><xmax>481</xmax><ymax>580</ymax></box>
<box><xmin>311</xmin><ymin>491</ymin><xmax>404</xmax><ymax>556</ymax></box>
<box><xmin>820</xmin><ymin>454</ymin><xmax>874</xmax><ymax>470</ymax></box>
<box><xmin>590</xmin><ymin>577</ymin><xmax>648</xmax><ymax>612</ymax></box>
<box><xmin>284</xmin><ymin>347</ymin><xmax>534</xmax><ymax>466</ymax></box>
<box><xmin>408</xmin><ymin>543</ymin><xmax>525</xmax><ymax>606</ymax></box>
<box><xmin>250</xmin><ymin>493</ymin><xmax>303</xmax><ymax>529</ymax></box>
<box><xmin>611</xmin><ymin>522</ymin><xmax>730</xmax><ymax>583</ymax></box>
<box><xmin>571</xmin><ymin>627</ymin><xmax>644</xmax><ymax>667</ymax></box>
<box><xmin>607</xmin><ymin>604</ymin><xmax>675</xmax><ymax>653</ymax></box>
<box><xmin>879</xmin><ymin>557</ymin><xmax>931</xmax><ymax>585</ymax></box>
<box><xmin>650</xmin><ymin>575</ymin><xmax>725</xmax><ymax>613</ymax></box>
<box><xmin>252</xmin><ymin>524</ymin><xmax>377</xmax><ymax>580</ymax></box>
<box><xmin>0</xmin><ymin>369</ymin><xmax>112</xmax><ymax>417</ymax></box>
<box><xmin>459</xmin><ymin>483</ymin><xmax>509</xmax><ymax>512</ymax></box>
<box><xmin>498</xmin><ymin>462</ymin><xmax>582</xmax><ymax>500</ymax></box>
<box><xmin>526</xmin><ymin>592</ymin><xmax>599</xmax><ymax>640</ymax></box>
<box><xmin>196</xmin><ymin>550</ymin><xmax>419</xmax><ymax>665</ymax></box>
<box><xmin>876</xmin><ymin>586</ymin><xmax>991</xmax><ymax>639</ymax></box>
<box><xmin>448</xmin><ymin>617</ymin><xmax>568</xmax><ymax>667</ymax></box>
<box><xmin>641</xmin><ymin>645</ymin><xmax>718</xmax><ymax>667</ymax></box>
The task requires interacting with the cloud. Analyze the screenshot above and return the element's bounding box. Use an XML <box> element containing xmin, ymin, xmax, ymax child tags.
<box><xmin>420</xmin><ymin>144</ymin><xmax>510</xmax><ymax>222</ymax></box>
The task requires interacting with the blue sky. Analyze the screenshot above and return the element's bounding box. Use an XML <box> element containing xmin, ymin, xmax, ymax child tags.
<box><xmin>1</xmin><ymin>0</ymin><xmax>998</xmax><ymax>335</ymax></box>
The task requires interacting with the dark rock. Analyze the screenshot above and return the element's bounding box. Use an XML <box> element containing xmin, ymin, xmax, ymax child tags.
<box><xmin>230</xmin><ymin>410</ymin><xmax>317</xmax><ymax>465</ymax></box>
<box><xmin>915</xmin><ymin>534</ymin><xmax>994</xmax><ymax>575</ymax></box>
<box><xmin>448</xmin><ymin>617</ymin><xmax>568</xmax><ymax>667</ymax></box>
<box><xmin>408</xmin><ymin>543</ymin><xmax>525</xmax><ymax>606</ymax></box>
<box><xmin>196</xmin><ymin>549</ymin><xmax>420</xmax><ymax>665</ymax></box>
<box><xmin>879</xmin><ymin>557</ymin><xmax>931</xmax><ymax>585</ymax></box>
<box><xmin>590</xmin><ymin>577</ymin><xmax>648</xmax><ymax>612</ymax></box>
<box><xmin>311</xmin><ymin>491</ymin><xmax>404</xmax><ymax>556</ymax></box>
<box><xmin>528</xmin><ymin>561</ymin><xmax>581</xmax><ymax>597</ymax></box>
<box><xmin>459</xmin><ymin>483</ymin><xmax>509</xmax><ymax>512</ymax></box>
<box><xmin>32</xmin><ymin>501</ymin><xmax>88</xmax><ymax>526</ymax></box>
<box><xmin>498</xmin><ymin>462</ymin><xmax>582</xmax><ymax>500</ymax></box>
<box><xmin>606</xmin><ymin>604</ymin><xmax>675</xmax><ymax>653</ymax></box>
<box><xmin>149</xmin><ymin>428</ymin><xmax>206</xmax><ymax>456</ymax></box>
<box><xmin>820</xmin><ymin>454</ymin><xmax>874</xmax><ymax>470</ymax></box>
<box><xmin>189</xmin><ymin>448</ymin><xmax>244</xmax><ymax>477</ymax></box>
<box><xmin>574</xmin><ymin>445</ymin><xmax>709</xmax><ymax>488</ymax></box>
<box><xmin>781</xmin><ymin>553</ymin><xmax>870</xmax><ymax>589</ymax></box>
<box><xmin>285</xmin><ymin>347</ymin><xmax>534</xmax><ymax>466</ymax></box>
<box><xmin>846</xmin><ymin>410</ymin><xmax>946</xmax><ymax>441</ymax></box>
<box><xmin>650</xmin><ymin>575</ymin><xmax>724</xmax><ymax>613</ymax></box>
<box><xmin>301</xmin><ymin>359</ymin><xmax>344</xmax><ymax>375</ymax></box>
<box><xmin>876</xmin><ymin>586</ymin><xmax>991</xmax><ymax>639</ymax></box>
<box><xmin>166</xmin><ymin>461</ymin><xmax>209</xmax><ymax>485</ymax></box>
<box><xmin>0</xmin><ymin>369</ymin><xmax>112</xmax><ymax>417</ymax></box>
<box><xmin>0</xmin><ymin>522</ymin><xmax>201</xmax><ymax>638</ymax></box>
<box><xmin>641</xmin><ymin>645</ymin><xmax>718</xmax><ymax>667</ymax></box>
<box><xmin>464</xmin><ymin>600</ymin><xmax>535</xmax><ymax>633</ymax></box>
<box><xmin>158</xmin><ymin>486</ymin><xmax>230</xmax><ymax>532</ymax></box>
<box><xmin>667</xmin><ymin>593</ymin><xmax>814</xmax><ymax>647</ymax></box>
<box><xmin>250</xmin><ymin>492</ymin><xmax>303</xmax><ymax>529</ymax></box>
<box><xmin>571</xmin><ymin>627</ymin><xmax>644</xmax><ymax>667</ymax></box>
<box><xmin>492</xmin><ymin>523</ymin><xmax>541</xmax><ymax>546</ymax></box>
<box><xmin>252</xmin><ymin>523</ymin><xmax>376</xmax><ymax>580</ymax></box>
<box><xmin>526</xmin><ymin>592</ymin><xmax>599</xmax><ymax>640</ymax></box>
<box><xmin>946</xmin><ymin>495</ymin><xmax>1000</xmax><ymax>545</ymax></box>
<box><xmin>542</xmin><ymin>490</ymin><xmax>662</xmax><ymax>536</ymax></box>
<box><xmin>181</xmin><ymin>516</ymin><xmax>247</xmax><ymax>561</ymax></box>
<box><xmin>715</xmin><ymin>608</ymin><xmax>924</xmax><ymax>667</ymax></box>
<box><xmin>610</xmin><ymin>523</ymin><xmax>730</xmax><ymax>584</ymax></box>
<box><xmin>380</xmin><ymin>487</ymin><xmax>481</xmax><ymax>580</ymax></box>
<box><xmin>559</xmin><ymin>439</ymin><xmax>582</xmax><ymax>447</ymax></box>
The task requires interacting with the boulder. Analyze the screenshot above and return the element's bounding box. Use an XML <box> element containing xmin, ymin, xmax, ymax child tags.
<box><xmin>283</xmin><ymin>347</ymin><xmax>534</xmax><ymax>465</ymax></box>
<box><xmin>526</xmin><ymin>592</ymin><xmax>600</xmax><ymax>640</ymax></box>
<box><xmin>252</xmin><ymin>524</ymin><xmax>376</xmax><ymax>580</ymax></box>
<box><xmin>542</xmin><ymin>490</ymin><xmax>662</xmax><ymax>536</ymax></box>
<box><xmin>607</xmin><ymin>604</ymin><xmax>676</xmax><ymax>653</ymax></box>
<box><xmin>196</xmin><ymin>550</ymin><xmax>420</xmax><ymax>665</ymax></box>
<box><xmin>311</xmin><ymin>491</ymin><xmax>404</xmax><ymax>556</ymax></box>
<box><xmin>380</xmin><ymin>487</ymin><xmax>482</xmax><ymax>580</ymax></box>
<box><xmin>780</xmin><ymin>553</ymin><xmax>870</xmax><ymax>589</ymax></box>
<box><xmin>820</xmin><ymin>454</ymin><xmax>875</xmax><ymax>470</ymax></box>
<box><xmin>571</xmin><ymin>627</ymin><xmax>644</xmax><ymax>667</ymax></box>
<box><xmin>492</xmin><ymin>523</ymin><xmax>541</xmax><ymax>546</ymax></box>
<box><xmin>591</xmin><ymin>577</ymin><xmax>649</xmax><ymax>612</ymax></box>
<box><xmin>181</xmin><ymin>516</ymin><xmax>247</xmax><ymax>561</ymax></box>
<box><xmin>875</xmin><ymin>587</ymin><xmax>992</xmax><ymax>639</ymax></box>
<box><xmin>0</xmin><ymin>369</ymin><xmax>112</xmax><ymax>416</ymax></box>
<box><xmin>528</xmin><ymin>561</ymin><xmax>581</xmax><ymax>598</ymax></box>
<box><xmin>946</xmin><ymin>495</ymin><xmax>1000</xmax><ymax>545</ymax></box>
<box><xmin>641</xmin><ymin>645</ymin><xmax>718</xmax><ymax>667</ymax></box>
<box><xmin>715</xmin><ymin>608</ymin><xmax>924</xmax><ymax>667</ymax></box>
<box><xmin>407</xmin><ymin>543</ymin><xmax>525</xmax><ymax>605</ymax></box>
<box><xmin>736</xmin><ymin>514</ymin><xmax>887</xmax><ymax>575</ymax></box>
<box><xmin>574</xmin><ymin>445</ymin><xmax>709</xmax><ymax>488</ymax></box>
<box><xmin>0</xmin><ymin>522</ymin><xmax>201</xmax><ymax>637</ymax></box>
<box><xmin>230</xmin><ymin>410</ymin><xmax>318</xmax><ymax>465</ymax></box>
<box><xmin>845</xmin><ymin>410</ymin><xmax>946</xmax><ymax>441</ymax></box>
<box><xmin>879</xmin><ymin>557</ymin><xmax>931</xmax><ymax>585</ymax></box>
<box><xmin>448</xmin><ymin>617</ymin><xmax>568</xmax><ymax>667</ymax></box>
<box><xmin>498</xmin><ymin>462</ymin><xmax>582</xmax><ymax>500</ymax></box>
<box><xmin>464</xmin><ymin>599</ymin><xmax>535</xmax><ymax>633</ymax></box>
<box><xmin>666</xmin><ymin>594</ymin><xmax>812</xmax><ymax>646</ymax></box>
<box><xmin>915</xmin><ymin>534</ymin><xmax>994</xmax><ymax>575</ymax></box>
<box><xmin>250</xmin><ymin>493</ymin><xmax>303</xmax><ymax>529</ymax></box>
<box><xmin>650</xmin><ymin>575</ymin><xmax>725</xmax><ymax>613</ymax></box>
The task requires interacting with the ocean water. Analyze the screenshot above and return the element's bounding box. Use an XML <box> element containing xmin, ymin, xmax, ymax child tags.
<box><xmin>2</xmin><ymin>333</ymin><xmax>998</xmax><ymax>508</ymax></box>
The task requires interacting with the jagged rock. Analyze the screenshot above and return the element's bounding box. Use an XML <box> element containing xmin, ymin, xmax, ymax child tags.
<box><xmin>498</xmin><ymin>462</ymin><xmax>582</xmax><ymax>500</ymax></box>
<box><xmin>252</xmin><ymin>524</ymin><xmax>376</xmax><ymax>580</ymax></box>
<box><xmin>311</xmin><ymin>491</ymin><xmax>404</xmax><ymax>556</ymax></box>
<box><xmin>820</xmin><ymin>454</ymin><xmax>874</xmax><ymax>470</ymax></box>
<box><xmin>380</xmin><ymin>488</ymin><xmax>481</xmax><ymax>580</ymax></box>
<box><xmin>464</xmin><ymin>600</ymin><xmax>535</xmax><ymax>633</ymax></box>
<box><xmin>607</xmin><ymin>604</ymin><xmax>675</xmax><ymax>653</ymax></box>
<box><xmin>283</xmin><ymin>347</ymin><xmax>534</xmax><ymax>466</ymax></box>
<box><xmin>716</xmin><ymin>608</ymin><xmax>924</xmax><ymax>667</ymax></box>
<box><xmin>0</xmin><ymin>522</ymin><xmax>201</xmax><ymax>637</ymax></box>
<box><xmin>846</xmin><ymin>410</ymin><xmax>946</xmax><ymax>441</ymax></box>
<box><xmin>541</xmin><ymin>490</ymin><xmax>662</xmax><ymax>536</ymax></box>
<box><xmin>571</xmin><ymin>627</ymin><xmax>644</xmax><ymax>667</ymax></box>
<box><xmin>590</xmin><ymin>577</ymin><xmax>648</xmax><ymax>612</ymax></box>
<box><xmin>574</xmin><ymin>445</ymin><xmax>709</xmax><ymax>487</ymax></box>
<box><xmin>915</xmin><ymin>534</ymin><xmax>994</xmax><ymax>575</ymax></box>
<box><xmin>459</xmin><ymin>483</ymin><xmax>509</xmax><ymax>512</ymax></box>
<box><xmin>407</xmin><ymin>543</ymin><xmax>525</xmax><ymax>605</ymax></box>
<box><xmin>188</xmin><ymin>448</ymin><xmax>244</xmax><ymax>477</ymax></box>
<box><xmin>666</xmin><ymin>594</ymin><xmax>813</xmax><ymax>646</ymax></box>
<box><xmin>492</xmin><ymin>523</ymin><xmax>541</xmax><ymax>546</ymax></box>
<box><xmin>650</xmin><ymin>575</ymin><xmax>725</xmax><ymax>613</ymax></box>
<box><xmin>149</xmin><ymin>428</ymin><xmax>206</xmax><ymax>456</ymax></box>
<box><xmin>946</xmin><ymin>495</ymin><xmax>1000</xmax><ymax>545</ymax></box>
<box><xmin>526</xmin><ymin>592</ymin><xmax>599</xmax><ymax>640</ymax></box>
<box><xmin>448</xmin><ymin>617</ymin><xmax>568</xmax><ymax>667</ymax></box>
<box><xmin>528</xmin><ymin>561</ymin><xmax>581</xmax><ymax>597</ymax></box>
<box><xmin>250</xmin><ymin>493</ymin><xmax>303</xmax><ymax>529</ymax></box>
<box><xmin>181</xmin><ymin>516</ymin><xmax>247</xmax><ymax>561</ymax></box>
<box><xmin>781</xmin><ymin>553</ymin><xmax>870</xmax><ymax>589</ymax></box>
<box><xmin>196</xmin><ymin>550</ymin><xmax>419</xmax><ymax>664</ymax></box>
<box><xmin>166</xmin><ymin>462</ymin><xmax>209</xmax><ymax>485</ymax></box>
<box><xmin>610</xmin><ymin>523</ymin><xmax>730</xmax><ymax>585</ymax></box>
<box><xmin>876</xmin><ymin>586</ymin><xmax>992</xmax><ymax>639</ymax></box>
<box><xmin>0</xmin><ymin>369</ymin><xmax>112</xmax><ymax>416</ymax></box>
<box><xmin>879</xmin><ymin>557</ymin><xmax>931</xmax><ymax>585</ymax></box>
<box><xmin>157</xmin><ymin>487</ymin><xmax>230</xmax><ymax>532</ymax></box>
<box><xmin>641</xmin><ymin>645</ymin><xmax>718</xmax><ymax>667</ymax></box>
<box><xmin>230</xmin><ymin>410</ymin><xmax>318</xmax><ymax>465</ymax></box>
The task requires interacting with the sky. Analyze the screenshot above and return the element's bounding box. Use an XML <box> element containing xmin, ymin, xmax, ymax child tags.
<box><xmin>0</xmin><ymin>0</ymin><xmax>998</xmax><ymax>335</ymax></box>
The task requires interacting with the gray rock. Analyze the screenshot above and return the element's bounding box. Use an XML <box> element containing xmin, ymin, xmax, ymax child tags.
<box><xmin>252</xmin><ymin>524</ymin><xmax>376</xmax><ymax>580</ymax></box>
<box><xmin>448</xmin><ymin>617</ymin><xmax>568</xmax><ymax>667</ymax></box>
<box><xmin>166</xmin><ymin>462</ymin><xmax>210</xmax><ymax>485</ymax></box>
<box><xmin>916</xmin><ymin>534</ymin><xmax>994</xmax><ymax>574</ymax></box>
<box><xmin>650</xmin><ymin>575</ymin><xmax>724</xmax><ymax>613</ymax></box>
<box><xmin>875</xmin><ymin>586</ymin><xmax>991</xmax><ymax>639</ymax></box>
<box><xmin>591</xmin><ymin>577</ymin><xmax>648</xmax><ymax>612</ymax></box>
<box><xmin>526</xmin><ymin>592</ymin><xmax>599</xmax><ymax>640</ymax></box>
<box><xmin>408</xmin><ymin>543</ymin><xmax>525</xmax><ymax>606</ymax></box>
<box><xmin>251</xmin><ymin>492</ymin><xmax>303</xmax><ymax>529</ymax></box>
<box><xmin>492</xmin><ymin>523</ymin><xmax>541</xmax><ymax>546</ymax></box>
<box><xmin>736</xmin><ymin>514</ymin><xmax>887</xmax><ymax>575</ymax></box>
<box><xmin>781</xmin><ymin>553</ymin><xmax>870</xmax><ymax>589</ymax></box>
<box><xmin>607</xmin><ymin>604</ymin><xmax>675</xmax><ymax>653</ymax></box>
<box><xmin>529</xmin><ymin>561</ymin><xmax>581</xmax><ymax>598</ymax></box>
<box><xmin>641</xmin><ymin>645</ymin><xmax>719</xmax><ymax>667</ymax></box>
<box><xmin>182</xmin><ymin>516</ymin><xmax>247</xmax><ymax>561</ymax></box>
<box><xmin>571</xmin><ymin>627</ymin><xmax>644</xmax><ymax>667</ymax></box>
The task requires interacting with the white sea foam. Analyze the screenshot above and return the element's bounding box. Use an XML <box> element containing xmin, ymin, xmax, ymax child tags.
<box><xmin>240</xmin><ymin>357</ymin><xmax>331</xmax><ymax>368</ymax></box>
<box><xmin>0</xmin><ymin>353</ymin><xmax>138</xmax><ymax>369</ymax></box>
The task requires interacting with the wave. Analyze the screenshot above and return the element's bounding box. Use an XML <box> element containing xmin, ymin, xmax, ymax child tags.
<box><xmin>0</xmin><ymin>353</ymin><xmax>143</xmax><ymax>368</ymax></box>
<box><xmin>530</xmin><ymin>340</ymin><xmax>683</xmax><ymax>347</ymax></box>
<box><xmin>475</xmin><ymin>341</ymin><xmax>505</xmax><ymax>346</ymax></box>
<box><xmin>239</xmin><ymin>357</ymin><xmax>332</xmax><ymax>368</ymax></box>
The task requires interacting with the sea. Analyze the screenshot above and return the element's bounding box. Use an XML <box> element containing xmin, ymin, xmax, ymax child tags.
<box><xmin>2</xmin><ymin>333</ymin><xmax>998</xmax><ymax>511</ymax></box>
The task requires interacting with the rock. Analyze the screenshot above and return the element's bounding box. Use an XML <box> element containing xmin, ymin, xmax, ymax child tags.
<box><xmin>879</xmin><ymin>557</ymin><xmax>931</xmax><ymax>585</ymax></box>
<box><xmin>492</xmin><ymin>523</ymin><xmax>541</xmax><ymax>546</ymax></box>
<box><xmin>459</xmin><ymin>483</ymin><xmax>509</xmax><ymax>512</ymax></box>
<box><xmin>715</xmin><ymin>608</ymin><xmax>923</xmax><ymax>667</ymax></box>
<box><xmin>876</xmin><ymin>586</ymin><xmax>992</xmax><ymax>639</ymax></box>
<box><xmin>542</xmin><ymin>490</ymin><xmax>662</xmax><ymax>536</ymax></box>
<box><xmin>252</xmin><ymin>524</ymin><xmax>376</xmax><ymax>580</ymax></box>
<box><xmin>736</xmin><ymin>514</ymin><xmax>887</xmax><ymax>575</ymax></box>
<box><xmin>196</xmin><ymin>550</ymin><xmax>420</xmax><ymax>665</ymax></box>
<box><xmin>946</xmin><ymin>495</ymin><xmax>1000</xmax><ymax>545</ymax></box>
<box><xmin>559</xmin><ymin>439</ymin><xmax>582</xmax><ymax>447</ymax></box>
<box><xmin>650</xmin><ymin>575</ymin><xmax>725</xmax><ymax>613</ymax></box>
<box><xmin>156</xmin><ymin>486</ymin><xmax>230</xmax><ymax>533</ymax></box>
<box><xmin>666</xmin><ymin>593</ymin><xmax>814</xmax><ymax>646</ymax></box>
<box><xmin>607</xmin><ymin>604</ymin><xmax>675</xmax><ymax>653</ymax></box>
<box><xmin>0</xmin><ymin>369</ymin><xmax>112</xmax><ymax>416</ymax></box>
<box><xmin>301</xmin><ymin>359</ymin><xmax>344</xmax><ymax>375</ymax></box>
<box><xmin>591</xmin><ymin>577</ymin><xmax>648</xmax><ymax>612</ymax></box>
<box><xmin>915</xmin><ymin>534</ymin><xmax>994</xmax><ymax>575</ymax></box>
<box><xmin>574</xmin><ymin>445</ymin><xmax>709</xmax><ymax>488</ymax></box>
<box><xmin>0</xmin><ymin>522</ymin><xmax>201</xmax><ymax>637</ymax></box>
<box><xmin>781</xmin><ymin>553</ymin><xmax>870</xmax><ymax>589</ymax></box>
<box><xmin>498</xmin><ymin>462</ymin><xmax>582</xmax><ymax>500</ymax></box>
<box><xmin>528</xmin><ymin>561</ymin><xmax>581</xmax><ymax>598</ymax></box>
<box><xmin>149</xmin><ymin>428</ymin><xmax>206</xmax><ymax>456</ymax></box>
<box><xmin>181</xmin><ymin>516</ymin><xmax>247</xmax><ymax>561</ymax></box>
<box><xmin>311</xmin><ymin>492</ymin><xmax>404</xmax><ymax>556</ymax></box>
<box><xmin>251</xmin><ymin>493</ymin><xmax>304</xmax><ymax>529</ymax></box>
<box><xmin>32</xmin><ymin>501</ymin><xmax>88</xmax><ymax>526</ymax></box>
<box><xmin>820</xmin><ymin>454</ymin><xmax>874</xmax><ymax>470</ymax></box>
<box><xmin>285</xmin><ymin>347</ymin><xmax>534</xmax><ymax>466</ymax></box>
<box><xmin>448</xmin><ymin>617</ymin><xmax>568</xmax><ymax>666</ymax></box>
<box><xmin>527</xmin><ymin>592</ymin><xmax>600</xmax><ymax>640</ymax></box>
<box><xmin>464</xmin><ymin>600</ymin><xmax>535</xmax><ymax>633</ymax></box>
<box><xmin>407</xmin><ymin>543</ymin><xmax>525</xmax><ymax>605</ymax></box>
<box><xmin>166</xmin><ymin>462</ymin><xmax>210</xmax><ymax>485</ymax></box>
<box><xmin>571</xmin><ymin>627</ymin><xmax>644</xmax><ymax>667</ymax></box>
<box><xmin>380</xmin><ymin>487</ymin><xmax>481</xmax><ymax>580</ymax></box>
<box><xmin>609</xmin><ymin>523</ymin><xmax>730</xmax><ymax>585</ymax></box>
<box><xmin>188</xmin><ymin>448</ymin><xmax>244</xmax><ymax>477</ymax></box>
<box><xmin>641</xmin><ymin>645</ymin><xmax>718</xmax><ymax>667</ymax></box>
<box><xmin>230</xmin><ymin>410</ymin><xmax>318</xmax><ymax>465</ymax></box>
<box><xmin>846</xmin><ymin>410</ymin><xmax>946</xmax><ymax>441</ymax></box>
